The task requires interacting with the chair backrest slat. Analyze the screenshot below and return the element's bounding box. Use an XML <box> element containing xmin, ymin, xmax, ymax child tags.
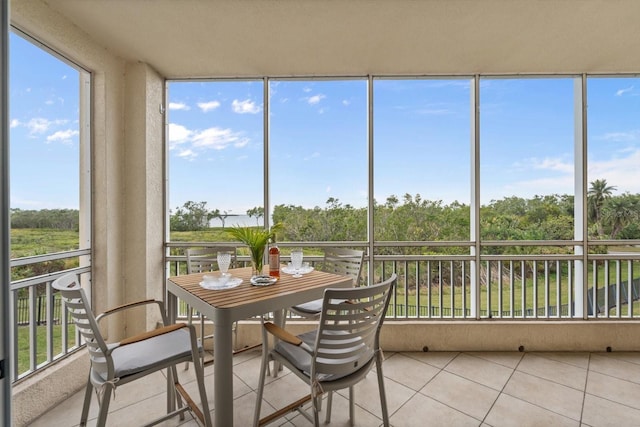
<box><xmin>312</xmin><ymin>274</ymin><xmax>396</xmax><ymax>379</ymax></box>
<box><xmin>321</xmin><ymin>248</ymin><xmax>365</xmax><ymax>286</ymax></box>
<box><xmin>186</xmin><ymin>246</ymin><xmax>237</xmax><ymax>274</ymax></box>
<box><xmin>52</xmin><ymin>273</ymin><xmax>113</xmax><ymax>379</ymax></box>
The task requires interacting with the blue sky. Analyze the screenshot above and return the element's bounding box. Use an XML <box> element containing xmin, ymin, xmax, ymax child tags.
<box><xmin>9</xmin><ymin>31</ymin><xmax>640</xmax><ymax>216</ymax></box>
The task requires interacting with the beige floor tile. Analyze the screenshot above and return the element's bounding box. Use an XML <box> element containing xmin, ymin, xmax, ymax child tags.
<box><xmin>106</xmin><ymin>370</ymin><xmax>169</xmax><ymax>412</ymax></box>
<box><xmin>403</xmin><ymin>351</ymin><xmax>459</xmax><ymax>369</ymax></box>
<box><xmin>485</xmin><ymin>394</ymin><xmax>580</xmax><ymax>427</ymax></box>
<box><xmin>581</xmin><ymin>393</ymin><xmax>640</xmax><ymax>427</ymax></box>
<box><xmin>420</xmin><ymin>370</ymin><xmax>499</xmax><ymax>420</ymax></box>
<box><xmin>336</xmin><ymin>369</ymin><xmax>416</xmax><ymax>420</ymax></box>
<box><xmin>390</xmin><ymin>392</ymin><xmax>479</xmax><ymax>427</ymax></box>
<box><xmin>94</xmin><ymin>391</ymin><xmax>197</xmax><ymax>427</ymax></box>
<box><xmin>593</xmin><ymin>351</ymin><xmax>640</xmax><ymax>367</ymax></box>
<box><xmin>233</xmin><ymin>352</ymin><xmax>280</xmax><ymax>391</ymax></box>
<box><xmin>503</xmin><ymin>371</ymin><xmax>584</xmax><ymax>421</ymax></box>
<box><xmin>517</xmin><ymin>353</ymin><xmax>587</xmax><ymax>391</ymax></box>
<box><xmin>381</xmin><ymin>352</ymin><xmax>441</xmax><ymax>391</ymax></box>
<box><xmin>33</xmin><ymin>351</ymin><xmax>640</xmax><ymax>427</ymax></box>
<box><xmin>229</xmin><ymin>392</ymin><xmax>268</xmax><ymax>427</ymax></box>
<box><xmin>28</xmin><ymin>386</ymin><xmax>94</xmax><ymax>427</ymax></box>
<box><xmin>259</xmin><ymin>371</ymin><xmax>316</xmax><ymax>414</ymax></box>
<box><xmin>589</xmin><ymin>353</ymin><xmax>640</xmax><ymax>385</ymax></box>
<box><xmin>530</xmin><ymin>352</ymin><xmax>590</xmax><ymax>370</ymax></box>
<box><xmin>586</xmin><ymin>370</ymin><xmax>640</xmax><ymax>411</ymax></box>
<box><xmin>466</xmin><ymin>351</ymin><xmax>524</xmax><ymax>369</ymax></box>
<box><xmin>445</xmin><ymin>353</ymin><xmax>514</xmax><ymax>391</ymax></box>
<box><xmin>313</xmin><ymin>391</ymin><xmax>385</xmax><ymax>427</ymax></box>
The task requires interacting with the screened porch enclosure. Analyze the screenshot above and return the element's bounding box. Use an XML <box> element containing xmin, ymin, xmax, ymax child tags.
<box><xmin>8</xmin><ymin>1</ymin><xmax>640</xmax><ymax>425</ymax></box>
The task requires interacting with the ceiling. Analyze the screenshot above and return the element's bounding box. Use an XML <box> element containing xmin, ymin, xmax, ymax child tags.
<box><xmin>30</xmin><ymin>0</ymin><xmax>640</xmax><ymax>79</ymax></box>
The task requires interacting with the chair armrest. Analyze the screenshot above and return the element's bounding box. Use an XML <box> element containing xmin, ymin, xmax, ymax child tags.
<box><xmin>96</xmin><ymin>299</ymin><xmax>167</xmax><ymax>324</ymax></box>
<box><xmin>119</xmin><ymin>323</ymin><xmax>187</xmax><ymax>346</ymax></box>
<box><xmin>264</xmin><ymin>322</ymin><xmax>302</xmax><ymax>346</ymax></box>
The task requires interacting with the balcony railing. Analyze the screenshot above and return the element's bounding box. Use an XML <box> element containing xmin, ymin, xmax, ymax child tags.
<box><xmin>11</xmin><ymin>241</ymin><xmax>640</xmax><ymax>382</ymax></box>
<box><xmin>166</xmin><ymin>240</ymin><xmax>640</xmax><ymax>321</ymax></box>
<box><xmin>9</xmin><ymin>249</ymin><xmax>91</xmax><ymax>382</ymax></box>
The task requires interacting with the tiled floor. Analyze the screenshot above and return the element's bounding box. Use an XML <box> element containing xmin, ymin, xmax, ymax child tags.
<box><xmin>30</xmin><ymin>350</ymin><xmax>640</xmax><ymax>426</ymax></box>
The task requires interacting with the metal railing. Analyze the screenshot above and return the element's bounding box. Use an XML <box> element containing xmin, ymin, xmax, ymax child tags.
<box><xmin>9</xmin><ymin>249</ymin><xmax>91</xmax><ymax>382</ymax></box>
<box><xmin>166</xmin><ymin>241</ymin><xmax>640</xmax><ymax>321</ymax></box>
<box><xmin>11</xmin><ymin>241</ymin><xmax>640</xmax><ymax>381</ymax></box>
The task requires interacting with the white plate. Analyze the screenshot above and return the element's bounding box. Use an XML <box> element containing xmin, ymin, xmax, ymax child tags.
<box><xmin>281</xmin><ymin>265</ymin><xmax>314</xmax><ymax>275</ymax></box>
<box><xmin>250</xmin><ymin>275</ymin><xmax>278</xmax><ymax>286</ymax></box>
<box><xmin>199</xmin><ymin>277</ymin><xmax>242</xmax><ymax>290</ymax></box>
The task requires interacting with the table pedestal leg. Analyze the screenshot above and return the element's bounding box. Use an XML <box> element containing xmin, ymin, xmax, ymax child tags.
<box><xmin>214</xmin><ymin>320</ymin><xmax>234</xmax><ymax>426</ymax></box>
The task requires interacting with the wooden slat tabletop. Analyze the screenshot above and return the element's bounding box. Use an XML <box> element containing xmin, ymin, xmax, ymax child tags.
<box><xmin>168</xmin><ymin>266</ymin><xmax>352</xmax><ymax>310</ymax></box>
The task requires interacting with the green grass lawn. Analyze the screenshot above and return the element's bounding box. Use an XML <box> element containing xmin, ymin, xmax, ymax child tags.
<box><xmin>16</xmin><ymin>323</ymin><xmax>78</xmax><ymax>376</ymax></box>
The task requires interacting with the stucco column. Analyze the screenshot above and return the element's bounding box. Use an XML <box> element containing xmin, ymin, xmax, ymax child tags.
<box><xmin>122</xmin><ymin>62</ymin><xmax>165</xmax><ymax>334</ymax></box>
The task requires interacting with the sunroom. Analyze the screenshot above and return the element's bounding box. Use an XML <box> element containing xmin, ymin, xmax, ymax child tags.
<box><xmin>4</xmin><ymin>1</ymin><xmax>640</xmax><ymax>426</ymax></box>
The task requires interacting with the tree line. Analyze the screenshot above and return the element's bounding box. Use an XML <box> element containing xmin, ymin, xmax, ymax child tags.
<box><xmin>10</xmin><ymin>208</ymin><xmax>79</xmax><ymax>230</ymax></box>
<box><xmin>13</xmin><ymin>179</ymin><xmax>636</xmax><ymax>250</ymax></box>
<box><xmin>170</xmin><ymin>180</ymin><xmax>640</xmax><ymax>254</ymax></box>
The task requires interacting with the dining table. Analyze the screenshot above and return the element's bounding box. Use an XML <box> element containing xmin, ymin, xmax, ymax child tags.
<box><xmin>165</xmin><ymin>266</ymin><xmax>353</xmax><ymax>427</ymax></box>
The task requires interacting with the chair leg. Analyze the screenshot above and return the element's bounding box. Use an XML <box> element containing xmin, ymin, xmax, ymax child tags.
<box><xmin>376</xmin><ymin>354</ymin><xmax>390</xmax><ymax>427</ymax></box>
<box><xmin>252</xmin><ymin>348</ymin><xmax>270</xmax><ymax>427</ymax></box>
<box><xmin>192</xmin><ymin>350</ymin><xmax>212</xmax><ymax>427</ymax></box>
<box><xmin>185</xmin><ymin>306</ymin><xmax>194</xmax><ymax>370</ymax></box>
<box><xmin>168</xmin><ymin>365</ymin><xmax>185</xmax><ymax>420</ymax></box>
<box><xmin>311</xmin><ymin>394</ymin><xmax>321</xmax><ymax>427</ymax></box>
<box><xmin>349</xmin><ymin>386</ymin><xmax>355</xmax><ymax>427</ymax></box>
<box><xmin>96</xmin><ymin>384</ymin><xmax>112</xmax><ymax>427</ymax></box>
<box><xmin>79</xmin><ymin>377</ymin><xmax>93</xmax><ymax>426</ymax></box>
<box><xmin>325</xmin><ymin>391</ymin><xmax>333</xmax><ymax>424</ymax></box>
<box><xmin>199</xmin><ymin>314</ymin><xmax>206</xmax><ymax>356</ymax></box>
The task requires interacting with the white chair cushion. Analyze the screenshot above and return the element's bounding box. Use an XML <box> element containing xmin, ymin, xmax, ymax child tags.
<box><xmin>293</xmin><ymin>298</ymin><xmax>348</xmax><ymax>314</ymax></box>
<box><xmin>292</xmin><ymin>299</ymin><xmax>323</xmax><ymax>314</ymax></box>
<box><xmin>100</xmin><ymin>328</ymin><xmax>194</xmax><ymax>380</ymax></box>
<box><xmin>274</xmin><ymin>330</ymin><xmax>371</xmax><ymax>382</ymax></box>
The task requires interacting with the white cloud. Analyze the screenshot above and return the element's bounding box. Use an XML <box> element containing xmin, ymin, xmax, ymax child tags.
<box><xmin>342</xmin><ymin>99</ymin><xmax>351</xmax><ymax>106</ymax></box>
<box><xmin>45</xmin><ymin>99</ymin><xmax>55</xmax><ymax>105</ymax></box>
<box><xmin>10</xmin><ymin>119</ymin><xmax>20</xmax><ymax>128</ymax></box>
<box><xmin>177</xmin><ymin>148</ymin><xmax>197</xmax><ymax>160</ymax></box>
<box><xmin>599</xmin><ymin>130</ymin><xmax>640</xmax><ymax>143</ymax></box>
<box><xmin>304</xmin><ymin>152</ymin><xmax>321</xmax><ymax>161</ymax></box>
<box><xmin>62</xmin><ymin>75</ymin><xmax>67</xmax><ymax>80</ymax></box>
<box><xmin>192</xmin><ymin>127</ymin><xmax>248</xmax><ymax>150</ymax></box>
<box><xmin>169</xmin><ymin>102</ymin><xmax>190</xmax><ymax>111</ymax></box>
<box><xmin>167</xmin><ymin>123</ymin><xmax>193</xmax><ymax>149</ymax></box>
<box><xmin>25</xmin><ymin>118</ymin><xmax>67</xmax><ymax>135</ymax></box>
<box><xmin>499</xmin><ymin>174</ymin><xmax>575</xmax><ymax>200</ymax></box>
<box><xmin>530</xmin><ymin>157</ymin><xmax>574</xmax><ymax>173</ymax></box>
<box><xmin>232</xmin><ymin>99</ymin><xmax>261</xmax><ymax>114</ymax></box>
<box><xmin>588</xmin><ymin>148</ymin><xmax>640</xmax><ymax>193</ymax></box>
<box><xmin>168</xmin><ymin>122</ymin><xmax>250</xmax><ymax>158</ymax></box>
<box><xmin>495</xmin><ymin>148</ymin><xmax>640</xmax><ymax>202</ymax></box>
<box><xmin>616</xmin><ymin>85</ymin><xmax>634</xmax><ymax>96</ymax></box>
<box><xmin>197</xmin><ymin>100</ymin><xmax>221</xmax><ymax>112</ymax></box>
<box><xmin>46</xmin><ymin>129</ymin><xmax>79</xmax><ymax>144</ymax></box>
<box><xmin>307</xmin><ymin>94</ymin><xmax>325</xmax><ymax>105</ymax></box>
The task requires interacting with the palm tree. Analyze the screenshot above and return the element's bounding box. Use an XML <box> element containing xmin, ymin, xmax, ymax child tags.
<box><xmin>603</xmin><ymin>195</ymin><xmax>639</xmax><ymax>239</ymax></box>
<box><xmin>588</xmin><ymin>179</ymin><xmax>616</xmax><ymax>238</ymax></box>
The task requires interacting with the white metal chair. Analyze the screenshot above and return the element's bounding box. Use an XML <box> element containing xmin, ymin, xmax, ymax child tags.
<box><xmin>253</xmin><ymin>274</ymin><xmax>397</xmax><ymax>427</ymax></box>
<box><xmin>52</xmin><ymin>272</ymin><xmax>212</xmax><ymax>427</ymax></box>
<box><xmin>288</xmin><ymin>247</ymin><xmax>365</xmax><ymax>319</ymax></box>
<box><xmin>185</xmin><ymin>246</ymin><xmax>238</xmax><ymax>360</ymax></box>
